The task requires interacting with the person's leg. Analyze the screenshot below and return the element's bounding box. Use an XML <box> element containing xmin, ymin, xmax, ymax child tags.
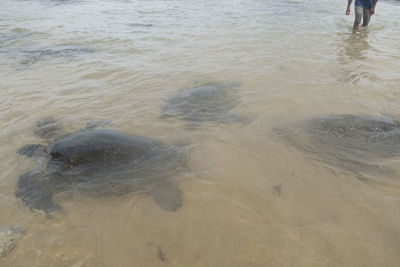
<box><xmin>361</xmin><ymin>8</ymin><xmax>371</xmax><ymax>27</ymax></box>
<box><xmin>353</xmin><ymin>6</ymin><xmax>363</xmax><ymax>32</ymax></box>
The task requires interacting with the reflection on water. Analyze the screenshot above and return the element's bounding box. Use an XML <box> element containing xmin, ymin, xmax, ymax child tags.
<box><xmin>1</xmin><ymin>0</ymin><xmax>400</xmax><ymax>266</ymax></box>
<box><xmin>335</xmin><ymin>31</ymin><xmax>379</xmax><ymax>84</ymax></box>
<box><xmin>338</xmin><ymin>31</ymin><xmax>371</xmax><ymax>61</ymax></box>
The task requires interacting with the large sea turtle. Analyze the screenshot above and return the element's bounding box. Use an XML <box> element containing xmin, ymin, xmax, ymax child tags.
<box><xmin>277</xmin><ymin>114</ymin><xmax>400</xmax><ymax>181</ymax></box>
<box><xmin>16</xmin><ymin>117</ymin><xmax>188</xmax><ymax>214</ymax></box>
<box><xmin>161</xmin><ymin>82</ymin><xmax>248</xmax><ymax>124</ymax></box>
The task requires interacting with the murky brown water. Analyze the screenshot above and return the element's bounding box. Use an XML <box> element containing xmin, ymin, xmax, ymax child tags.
<box><xmin>1</xmin><ymin>0</ymin><xmax>400</xmax><ymax>266</ymax></box>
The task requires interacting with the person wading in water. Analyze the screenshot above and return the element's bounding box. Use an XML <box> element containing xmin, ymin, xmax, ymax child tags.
<box><xmin>346</xmin><ymin>0</ymin><xmax>378</xmax><ymax>32</ymax></box>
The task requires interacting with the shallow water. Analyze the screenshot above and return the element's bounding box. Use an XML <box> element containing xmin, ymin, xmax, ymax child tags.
<box><xmin>1</xmin><ymin>0</ymin><xmax>400</xmax><ymax>266</ymax></box>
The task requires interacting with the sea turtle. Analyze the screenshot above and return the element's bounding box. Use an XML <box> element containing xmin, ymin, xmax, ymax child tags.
<box><xmin>161</xmin><ymin>82</ymin><xmax>248</xmax><ymax>124</ymax></box>
<box><xmin>277</xmin><ymin>114</ymin><xmax>400</xmax><ymax>181</ymax></box>
<box><xmin>16</xmin><ymin>117</ymin><xmax>187</xmax><ymax>214</ymax></box>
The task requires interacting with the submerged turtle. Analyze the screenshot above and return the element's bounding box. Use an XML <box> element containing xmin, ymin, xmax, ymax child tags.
<box><xmin>161</xmin><ymin>82</ymin><xmax>248</xmax><ymax>124</ymax></box>
<box><xmin>16</xmin><ymin>118</ymin><xmax>187</xmax><ymax>214</ymax></box>
<box><xmin>277</xmin><ymin>114</ymin><xmax>400</xmax><ymax>181</ymax></box>
<box><xmin>16</xmin><ymin>45</ymin><xmax>94</xmax><ymax>67</ymax></box>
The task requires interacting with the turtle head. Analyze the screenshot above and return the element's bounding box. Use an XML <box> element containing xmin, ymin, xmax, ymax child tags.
<box><xmin>46</xmin><ymin>143</ymin><xmax>78</xmax><ymax>169</ymax></box>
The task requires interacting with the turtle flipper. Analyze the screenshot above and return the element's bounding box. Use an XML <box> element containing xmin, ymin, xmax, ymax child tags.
<box><xmin>34</xmin><ymin>116</ymin><xmax>63</xmax><ymax>140</ymax></box>
<box><xmin>16</xmin><ymin>170</ymin><xmax>61</xmax><ymax>214</ymax></box>
<box><xmin>152</xmin><ymin>182</ymin><xmax>183</xmax><ymax>212</ymax></box>
<box><xmin>17</xmin><ymin>144</ymin><xmax>47</xmax><ymax>158</ymax></box>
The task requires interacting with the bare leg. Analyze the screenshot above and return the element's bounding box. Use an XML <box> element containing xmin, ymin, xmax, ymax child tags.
<box><xmin>361</xmin><ymin>8</ymin><xmax>371</xmax><ymax>27</ymax></box>
<box><xmin>353</xmin><ymin>6</ymin><xmax>362</xmax><ymax>32</ymax></box>
<box><xmin>353</xmin><ymin>23</ymin><xmax>360</xmax><ymax>33</ymax></box>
